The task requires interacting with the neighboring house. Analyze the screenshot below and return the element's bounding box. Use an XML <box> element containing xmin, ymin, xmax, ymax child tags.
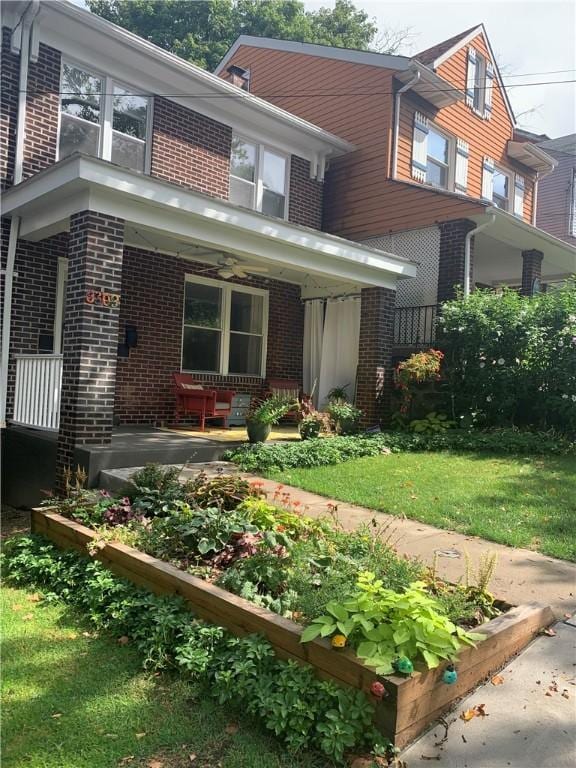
<box><xmin>535</xmin><ymin>135</ymin><xmax>576</xmax><ymax>249</ymax></box>
<box><xmin>0</xmin><ymin>0</ymin><xmax>417</xmax><ymax>500</ymax></box>
<box><xmin>216</xmin><ymin>25</ymin><xmax>576</xmax><ymax>348</ymax></box>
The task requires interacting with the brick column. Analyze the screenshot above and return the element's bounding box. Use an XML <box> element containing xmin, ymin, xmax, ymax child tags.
<box><xmin>356</xmin><ymin>286</ymin><xmax>396</xmax><ymax>427</ymax></box>
<box><xmin>437</xmin><ymin>219</ymin><xmax>477</xmax><ymax>303</ymax></box>
<box><xmin>521</xmin><ymin>249</ymin><xmax>543</xmax><ymax>296</ymax></box>
<box><xmin>56</xmin><ymin>211</ymin><xmax>124</xmax><ymax>487</ymax></box>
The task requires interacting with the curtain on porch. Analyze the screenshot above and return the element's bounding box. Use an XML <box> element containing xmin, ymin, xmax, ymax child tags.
<box><xmin>317</xmin><ymin>297</ymin><xmax>361</xmax><ymax>408</ymax></box>
<box><xmin>303</xmin><ymin>299</ymin><xmax>325</xmax><ymax>406</ymax></box>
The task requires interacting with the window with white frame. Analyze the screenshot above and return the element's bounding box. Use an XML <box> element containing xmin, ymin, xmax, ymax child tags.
<box><xmin>492</xmin><ymin>167</ymin><xmax>511</xmax><ymax>210</ymax></box>
<box><xmin>229</xmin><ymin>135</ymin><xmax>288</xmax><ymax>218</ymax></box>
<box><xmin>59</xmin><ymin>62</ymin><xmax>150</xmax><ymax>173</ymax></box>
<box><xmin>182</xmin><ymin>276</ymin><xmax>268</xmax><ymax>376</ymax></box>
<box><xmin>466</xmin><ymin>47</ymin><xmax>494</xmax><ymax>119</ymax></box>
<box><xmin>426</xmin><ymin>127</ymin><xmax>451</xmax><ymax>189</ymax></box>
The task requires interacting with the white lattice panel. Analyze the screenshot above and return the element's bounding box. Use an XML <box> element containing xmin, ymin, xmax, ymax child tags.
<box><xmin>362</xmin><ymin>227</ymin><xmax>440</xmax><ymax>308</ymax></box>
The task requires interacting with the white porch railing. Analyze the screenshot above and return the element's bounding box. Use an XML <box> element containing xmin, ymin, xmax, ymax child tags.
<box><xmin>13</xmin><ymin>354</ymin><xmax>63</xmax><ymax>431</ymax></box>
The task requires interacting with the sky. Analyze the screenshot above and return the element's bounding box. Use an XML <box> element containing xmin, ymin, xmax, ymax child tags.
<box><xmin>71</xmin><ymin>0</ymin><xmax>576</xmax><ymax>138</ymax></box>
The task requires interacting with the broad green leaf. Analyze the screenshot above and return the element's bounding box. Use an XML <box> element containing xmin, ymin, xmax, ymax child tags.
<box><xmin>326</xmin><ymin>602</ymin><xmax>348</xmax><ymax>622</ymax></box>
<box><xmin>300</xmin><ymin>624</ymin><xmax>322</xmax><ymax>643</ymax></box>
<box><xmin>421</xmin><ymin>649</ymin><xmax>440</xmax><ymax>668</ymax></box>
<box><xmin>320</xmin><ymin>622</ymin><xmax>337</xmax><ymax>637</ymax></box>
<box><xmin>356</xmin><ymin>641</ymin><xmax>377</xmax><ymax>659</ymax></box>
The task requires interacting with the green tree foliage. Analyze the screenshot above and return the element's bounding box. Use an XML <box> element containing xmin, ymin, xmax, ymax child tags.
<box><xmin>86</xmin><ymin>0</ymin><xmax>385</xmax><ymax>71</ymax></box>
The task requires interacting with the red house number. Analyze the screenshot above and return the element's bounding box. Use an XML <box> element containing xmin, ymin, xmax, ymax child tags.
<box><xmin>85</xmin><ymin>290</ymin><xmax>121</xmax><ymax>307</ymax></box>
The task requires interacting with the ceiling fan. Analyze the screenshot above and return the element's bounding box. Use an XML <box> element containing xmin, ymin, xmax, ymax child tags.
<box><xmin>217</xmin><ymin>256</ymin><xmax>269</xmax><ymax>280</ymax></box>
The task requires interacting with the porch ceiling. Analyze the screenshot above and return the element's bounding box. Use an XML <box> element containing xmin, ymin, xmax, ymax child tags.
<box><xmin>2</xmin><ymin>154</ymin><xmax>417</xmax><ymax>293</ymax></box>
<box><xmin>470</xmin><ymin>208</ymin><xmax>576</xmax><ymax>277</ymax></box>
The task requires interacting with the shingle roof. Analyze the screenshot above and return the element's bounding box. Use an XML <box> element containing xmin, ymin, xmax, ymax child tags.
<box><xmin>415</xmin><ymin>25</ymin><xmax>481</xmax><ymax>66</ymax></box>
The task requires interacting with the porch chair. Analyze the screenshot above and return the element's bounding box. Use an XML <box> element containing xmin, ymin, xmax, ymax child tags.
<box><xmin>263</xmin><ymin>378</ymin><xmax>311</xmax><ymax>421</ymax></box>
<box><xmin>173</xmin><ymin>373</ymin><xmax>235</xmax><ymax>431</ymax></box>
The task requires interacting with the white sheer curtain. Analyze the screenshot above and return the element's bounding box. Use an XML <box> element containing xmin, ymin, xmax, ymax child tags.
<box><xmin>317</xmin><ymin>296</ymin><xmax>361</xmax><ymax>408</ymax></box>
<box><xmin>303</xmin><ymin>299</ymin><xmax>325</xmax><ymax>405</ymax></box>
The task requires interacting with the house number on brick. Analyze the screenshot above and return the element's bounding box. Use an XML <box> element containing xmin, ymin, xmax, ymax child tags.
<box><xmin>85</xmin><ymin>290</ymin><xmax>121</xmax><ymax>307</ymax></box>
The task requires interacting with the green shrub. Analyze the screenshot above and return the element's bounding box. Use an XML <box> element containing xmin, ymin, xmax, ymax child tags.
<box><xmin>409</xmin><ymin>411</ymin><xmax>455</xmax><ymax>433</ymax></box>
<box><xmin>224</xmin><ymin>429</ymin><xmax>574</xmax><ymax>472</ymax></box>
<box><xmin>439</xmin><ymin>284</ymin><xmax>576</xmax><ymax>433</ymax></box>
<box><xmin>327</xmin><ymin>399</ymin><xmax>363</xmax><ymax>435</ymax></box>
<box><xmin>2</xmin><ymin>535</ymin><xmax>381</xmax><ymax>763</ymax></box>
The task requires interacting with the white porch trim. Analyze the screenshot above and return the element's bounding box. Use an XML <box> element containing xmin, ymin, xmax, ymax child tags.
<box><xmin>2</xmin><ymin>154</ymin><xmax>417</xmax><ymax>290</ymax></box>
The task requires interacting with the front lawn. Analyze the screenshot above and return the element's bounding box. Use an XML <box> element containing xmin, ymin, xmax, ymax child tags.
<box><xmin>269</xmin><ymin>452</ymin><xmax>576</xmax><ymax>562</ymax></box>
<box><xmin>1</xmin><ymin>585</ymin><xmax>321</xmax><ymax>768</ymax></box>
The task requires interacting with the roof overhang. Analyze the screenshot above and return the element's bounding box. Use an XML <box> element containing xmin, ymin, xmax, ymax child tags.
<box><xmin>470</xmin><ymin>207</ymin><xmax>576</xmax><ymax>274</ymax></box>
<box><xmin>507</xmin><ymin>141</ymin><xmax>558</xmax><ymax>176</ymax></box>
<box><xmin>397</xmin><ymin>62</ymin><xmax>465</xmax><ymax>109</ymax></box>
<box><xmin>3</xmin><ymin>0</ymin><xmax>354</xmax><ymax>169</ymax></box>
<box><xmin>214</xmin><ymin>35</ymin><xmax>410</xmax><ymax>75</ymax></box>
<box><xmin>2</xmin><ymin>155</ymin><xmax>417</xmax><ymax>290</ymax></box>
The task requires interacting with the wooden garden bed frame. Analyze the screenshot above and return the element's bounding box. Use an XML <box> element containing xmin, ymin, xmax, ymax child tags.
<box><xmin>32</xmin><ymin>508</ymin><xmax>554</xmax><ymax>748</ymax></box>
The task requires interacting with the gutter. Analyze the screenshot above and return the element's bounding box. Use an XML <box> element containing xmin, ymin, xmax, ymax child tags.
<box><xmin>464</xmin><ymin>214</ymin><xmax>496</xmax><ymax>297</ymax></box>
<box><xmin>1</xmin><ymin>1</ymin><xmax>40</xmax><ymax>428</ymax></box>
<box><xmin>391</xmin><ymin>70</ymin><xmax>420</xmax><ymax>179</ymax></box>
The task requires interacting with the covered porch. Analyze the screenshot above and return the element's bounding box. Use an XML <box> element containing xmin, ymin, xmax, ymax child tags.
<box><xmin>1</xmin><ymin>153</ymin><xmax>415</xmax><ymax>493</ymax></box>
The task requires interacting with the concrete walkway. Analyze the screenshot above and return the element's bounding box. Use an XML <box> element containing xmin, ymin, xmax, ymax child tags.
<box><xmin>101</xmin><ymin>462</ymin><xmax>576</xmax><ymax>616</ymax></box>
<box><xmin>400</xmin><ymin>618</ymin><xmax>576</xmax><ymax>767</ymax></box>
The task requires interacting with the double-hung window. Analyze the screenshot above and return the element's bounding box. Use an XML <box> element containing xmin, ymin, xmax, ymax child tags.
<box><xmin>426</xmin><ymin>127</ymin><xmax>450</xmax><ymax>189</ymax></box>
<box><xmin>492</xmin><ymin>167</ymin><xmax>511</xmax><ymax>210</ymax></box>
<box><xmin>229</xmin><ymin>135</ymin><xmax>288</xmax><ymax>218</ymax></box>
<box><xmin>59</xmin><ymin>62</ymin><xmax>150</xmax><ymax>173</ymax></box>
<box><xmin>182</xmin><ymin>276</ymin><xmax>268</xmax><ymax>376</ymax></box>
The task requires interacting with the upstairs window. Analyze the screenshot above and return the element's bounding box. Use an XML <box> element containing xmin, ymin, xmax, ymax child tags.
<box><xmin>59</xmin><ymin>62</ymin><xmax>150</xmax><ymax>173</ymax></box>
<box><xmin>426</xmin><ymin>128</ymin><xmax>450</xmax><ymax>189</ymax></box>
<box><xmin>492</xmin><ymin>167</ymin><xmax>511</xmax><ymax>210</ymax></box>
<box><xmin>229</xmin><ymin>135</ymin><xmax>288</xmax><ymax>218</ymax></box>
<box><xmin>466</xmin><ymin>47</ymin><xmax>494</xmax><ymax>119</ymax></box>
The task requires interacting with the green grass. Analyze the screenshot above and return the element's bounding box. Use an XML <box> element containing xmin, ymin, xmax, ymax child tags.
<box><xmin>270</xmin><ymin>452</ymin><xmax>576</xmax><ymax>562</ymax></box>
<box><xmin>1</xmin><ymin>586</ymin><xmax>324</xmax><ymax>768</ymax></box>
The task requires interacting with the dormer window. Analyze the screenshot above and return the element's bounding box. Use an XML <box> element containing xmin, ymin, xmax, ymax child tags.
<box><xmin>59</xmin><ymin>62</ymin><xmax>150</xmax><ymax>173</ymax></box>
<box><xmin>466</xmin><ymin>47</ymin><xmax>494</xmax><ymax>119</ymax></box>
<box><xmin>229</xmin><ymin>135</ymin><xmax>288</xmax><ymax>219</ymax></box>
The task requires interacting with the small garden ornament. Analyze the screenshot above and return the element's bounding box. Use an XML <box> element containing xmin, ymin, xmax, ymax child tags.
<box><xmin>442</xmin><ymin>663</ymin><xmax>458</xmax><ymax>685</ymax></box>
<box><xmin>392</xmin><ymin>656</ymin><xmax>414</xmax><ymax>675</ymax></box>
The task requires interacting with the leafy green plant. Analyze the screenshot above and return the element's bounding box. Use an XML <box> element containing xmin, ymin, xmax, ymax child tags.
<box><xmin>183</xmin><ymin>469</ymin><xmax>256</xmax><ymax>511</ymax></box>
<box><xmin>236</xmin><ymin>496</ymin><xmax>310</xmax><ymax>537</ymax></box>
<box><xmin>409</xmin><ymin>411</ymin><xmax>455</xmax><ymax>434</ymax></box>
<box><xmin>301</xmin><ymin>574</ymin><xmax>484</xmax><ymax>673</ymax></box>
<box><xmin>327</xmin><ymin>399</ymin><xmax>363</xmax><ymax>435</ymax></box>
<box><xmin>396</xmin><ymin>349</ymin><xmax>444</xmax><ymax>416</ymax></box>
<box><xmin>327</xmin><ymin>385</ymin><xmax>350</xmax><ymax>402</ymax></box>
<box><xmin>299</xmin><ymin>414</ymin><xmax>324</xmax><ymax>440</ymax></box>
<box><xmin>246</xmin><ymin>394</ymin><xmax>295</xmax><ymax>425</ymax></box>
<box><xmin>130</xmin><ymin>464</ymin><xmax>187</xmax><ymax>517</ymax></box>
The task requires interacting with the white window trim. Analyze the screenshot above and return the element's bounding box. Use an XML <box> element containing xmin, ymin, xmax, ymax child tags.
<box><xmin>57</xmin><ymin>58</ymin><xmax>152</xmax><ymax>173</ymax></box>
<box><xmin>230</xmin><ymin>133</ymin><xmax>291</xmax><ymax>219</ymax></box>
<box><xmin>473</xmin><ymin>51</ymin><xmax>487</xmax><ymax>114</ymax></box>
<box><xmin>181</xmin><ymin>274</ymin><xmax>269</xmax><ymax>377</ymax></box>
<box><xmin>425</xmin><ymin>124</ymin><xmax>455</xmax><ymax>192</ymax></box>
<box><xmin>492</xmin><ymin>165</ymin><xmax>512</xmax><ymax>211</ymax></box>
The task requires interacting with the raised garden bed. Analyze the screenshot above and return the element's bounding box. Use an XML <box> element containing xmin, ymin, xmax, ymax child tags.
<box><xmin>32</xmin><ymin>507</ymin><xmax>554</xmax><ymax>748</ymax></box>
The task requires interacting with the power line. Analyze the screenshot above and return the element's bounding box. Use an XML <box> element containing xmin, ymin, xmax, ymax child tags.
<box><xmin>21</xmin><ymin>78</ymin><xmax>576</xmax><ymax>101</ymax></box>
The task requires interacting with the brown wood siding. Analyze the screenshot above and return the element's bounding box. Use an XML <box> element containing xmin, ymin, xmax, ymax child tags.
<box><xmin>221</xmin><ymin>45</ymin><xmax>396</xmax><ymax>239</ymax></box>
<box><xmin>536</xmin><ymin>148</ymin><xmax>576</xmax><ymax>246</ymax></box>
<box><xmin>397</xmin><ymin>32</ymin><xmax>536</xmax><ymax>222</ymax></box>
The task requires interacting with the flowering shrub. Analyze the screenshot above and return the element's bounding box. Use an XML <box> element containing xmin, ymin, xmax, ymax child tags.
<box><xmin>439</xmin><ymin>284</ymin><xmax>576</xmax><ymax>433</ymax></box>
<box><xmin>395</xmin><ymin>349</ymin><xmax>444</xmax><ymax>415</ymax></box>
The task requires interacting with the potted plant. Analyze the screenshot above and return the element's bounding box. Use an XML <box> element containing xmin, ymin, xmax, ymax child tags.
<box><xmin>245</xmin><ymin>395</ymin><xmax>294</xmax><ymax>443</ymax></box>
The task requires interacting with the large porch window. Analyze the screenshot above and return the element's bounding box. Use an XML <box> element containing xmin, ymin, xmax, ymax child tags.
<box><xmin>182</xmin><ymin>276</ymin><xmax>268</xmax><ymax>376</ymax></box>
<box><xmin>59</xmin><ymin>62</ymin><xmax>150</xmax><ymax>173</ymax></box>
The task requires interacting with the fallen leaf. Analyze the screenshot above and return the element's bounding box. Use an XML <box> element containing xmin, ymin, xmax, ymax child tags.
<box><xmin>460</xmin><ymin>704</ymin><xmax>488</xmax><ymax>722</ymax></box>
<box><xmin>104</xmin><ymin>733</ymin><xmax>118</xmax><ymax>739</ymax></box>
<box><xmin>545</xmin><ymin>691</ymin><xmax>553</xmax><ymax>697</ymax></box>
<box><xmin>189</xmin><ymin>756</ymin><xmax>197</xmax><ymax>763</ymax></box>
<box><xmin>12</xmin><ymin>604</ymin><xmax>23</xmax><ymax>611</ymax></box>
<box><xmin>119</xmin><ymin>757</ymin><xmax>135</xmax><ymax>766</ymax></box>
<box><xmin>460</xmin><ymin>709</ymin><xmax>476</xmax><ymax>722</ymax></box>
<box><xmin>117</xmin><ymin>636</ymin><xmax>130</xmax><ymax>646</ymax></box>
<box><xmin>51</xmin><ymin>713</ymin><xmax>63</xmax><ymax>719</ymax></box>
<box><xmin>148</xmin><ymin>761</ymin><xmax>164</xmax><ymax>768</ymax></box>
<box><xmin>562</xmin><ymin>690</ymin><xmax>570</xmax><ymax>699</ymax></box>
<box><xmin>135</xmin><ymin>732</ymin><xmax>146</xmax><ymax>739</ymax></box>
<box><xmin>27</xmin><ymin>593</ymin><xmax>42</xmax><ymax>602</ymax></box>
<box><xmin>224</xmin><ymin>723</ymin><xmax>239</xmax><ymax>735</ymax></box>
<box><xmin>491</xmin><ymin>675</ymin><xmax>505</xmax><ymax>686</ymax></box>
<box><xmin>541</xmin><ymin>627</ymin><xmax>557</xmax><ymax>637</ymax></box>
<box><xmin>564</xmin><ymin>613</ymin><xmax>572</xmax><ymax>619</ymax></box>
<box><xmin>23</xmin><ymin>613</ymin><xmax>34</xmax><ymax>621</ymax></box>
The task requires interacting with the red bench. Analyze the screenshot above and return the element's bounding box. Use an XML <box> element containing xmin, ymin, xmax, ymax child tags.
<box><xmin>173</xmin><ymin>374</ymin><xmax>235</xmax><ymax>431</ymax></box>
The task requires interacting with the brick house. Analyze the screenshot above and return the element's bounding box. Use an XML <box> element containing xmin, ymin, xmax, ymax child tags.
<box><xmin>1</xmin><ymin>0</ymin><xmax>417</xmax><ymax>500</ymax></box>
<box><xmin>216</xmin><ymin>25</ymin><xmax>576</xmax><ymax>349</ymax></box>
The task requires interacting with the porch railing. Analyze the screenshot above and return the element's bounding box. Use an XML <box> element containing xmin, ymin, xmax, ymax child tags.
<box><xmin>13</xmin><ymin>354</ymin><xmax>63</xmax><ymax>431</ymax></box>
<box><xmin>394</xmin><ymin>304</ymin><xmax>439</xmax><ymax>347</ymax></box>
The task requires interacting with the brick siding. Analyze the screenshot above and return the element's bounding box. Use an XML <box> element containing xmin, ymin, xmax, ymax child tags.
<box><xmin>22</xmin><ymin>42</ymin><xmax>61</xmax><ymax>180</ymax></box>
<box><xmin>289</xmin><ymin>155</ymin><xmax>323</xmax><ymax>229</ymax></box>
<box><xmin>56</xmin><ymin>212</ymin><xmax>124</xmax><ymax>482</ymax></box>
<box><xmin>1</xmin><ymin>218</ymin><xmax>68</xmax><ymax>419</ymax></box>
<box><xmin>521</xmin><ymin>249</ymin><xmax>543</xmax><ymax>296</ymax></box>
<box><xmin>356</xmin><ymin>286</ymin><xmax>396</xmax><ymax>426</ymax></box>
<box><xmin>151</xmin><ymin>97</ymin><xmax>232</xmax><ymax>198</ymax></box>
<box><xmin>115</xmin><ymin>247</ymin><xmax>303</xmax><ymax>424</ymax></box>
<box><xmin>1</xmin><ymin>27</ymin><xmax>19</xmax><ymax>190</ymax></box>
<box><xmin>437</xmin><ymin>219</ymin><xmax>476</xmax><ymax>303</ymax></box>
